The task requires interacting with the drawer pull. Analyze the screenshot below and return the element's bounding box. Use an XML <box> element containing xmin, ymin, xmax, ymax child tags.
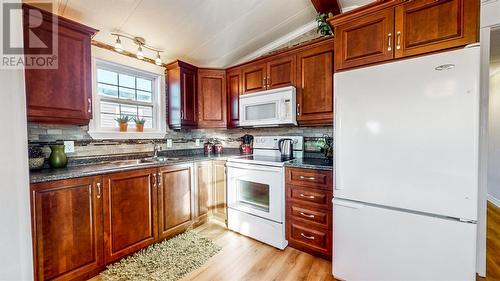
<box><xmin>300</xmin><ymin>233</ymin><xmax>315</xmax><ymax>240</ymax></box>
<box><xmin>299</xmin><ymin>176</ymin><xmax>316</xmax><ymax>180</ymax></box>
<box><xmin>387</xmin><ymin>33</ymin><xmax>392</xmax><ymax>51</ymax></box>
<box><xmin>299</xmin><ymin>193</ymin><xmax>315</xmax><ymax>199</ymax></box>
<box><xmin>300</xmin><ymin>212</ymin><xmax>315</xmax><ymax>218</ymax></box>
<box><xmin>96</xmin><ymin>182</ymin><xmax>101</xmax><ymax>199</ymax></box>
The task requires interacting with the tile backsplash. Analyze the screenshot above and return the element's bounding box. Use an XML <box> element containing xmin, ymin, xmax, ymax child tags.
<box><xmin>28</xmin><ymin>123</ymin><xmax>333</xmax><ymax>159</ymax></box>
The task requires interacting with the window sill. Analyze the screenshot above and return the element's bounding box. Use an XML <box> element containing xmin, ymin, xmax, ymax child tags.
<box><xmin>88</xmin><ymin>131</ymin><xmax>166</xmax><ymax>140</ymax></box>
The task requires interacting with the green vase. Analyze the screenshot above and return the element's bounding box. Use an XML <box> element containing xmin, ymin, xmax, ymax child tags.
<box><xmin>48</xmin><ymin>145</ymin><xmax>67</xmax><ymax>168</ymax></box>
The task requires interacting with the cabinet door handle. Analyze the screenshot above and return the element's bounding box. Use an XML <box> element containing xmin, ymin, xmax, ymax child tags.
<box><xmin>297</xmin><ymin>104</ymin><xmax>300</xmax><ymax>116</ymax></box>
<box><xmin>300</xmin><ymin>233</ymin><xmax>315</xmax><ymax>240</ymax></box>
<box><xmin>299</xmin><ymin>212</ymin><xmax>315</xmax><ymax>218</ymax></box>
<box><xmin>157</xmin><ymin>173</ymin><xmax>161</xmax><ymax>187</ymax></box>
<box><xmin>263</xmin><ymin>77</ymin><xmax>267</xmax><ymax>88</ymax></box>
<box><xmin>180</xmin><ymin>110</ymin><xmax>184</xmax><ymax>120</ymax></box>
<box><xmin>87</xmin><ymin>98</ymin><xmax>92</xmax><ymax>113</ymax></box>
<box><xmin>387</xmin><ymin>33</ymin><xmax>392</xmax><ymax>51</ymax></box>
<box><xmin>96</xmin><ymin>182</ymin><xmax>101</xmax><ymax>199</ymax></box>
<box><xmin>152</xmin><ymin>174</ymin><xmax>157</xmax><ymax>189</ymax></box>
<box><xmin>299</xmin><ymin>193</ymin><xmax>315</xmax><ymax>199</ymax></box>
<box><xmin>299</xmin><ymin>176</ymin><xmax>316</xmax><ymax>180</ymax></box>
<box><xmin>267</xmin><ymin>76</ymin><xmax>271</xmax><ymax>88</ymax></box>
<box><xmin>396</xmin><ymin>31</ymin><xmax>401</xmax><ymax>50</ymax></box>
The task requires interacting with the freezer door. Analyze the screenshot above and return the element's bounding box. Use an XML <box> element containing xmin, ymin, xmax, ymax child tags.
<box><xmin>334</xmin><ymin>47</ymin><xmax>480</xmax><ymax>221</ymax></box>
<box><xmin>333</xmin><ymin>199</ymin><xmax>477</xmax><ymax>281</ymax></box>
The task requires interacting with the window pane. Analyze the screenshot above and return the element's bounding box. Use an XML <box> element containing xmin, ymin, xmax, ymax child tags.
<box><xmin>143</xmin><ymin>117</ymin><xmax>153</xmax><ymax>129</ymax></box>
<box><xmin>137</xmin><ymin>90</ymin><xmax>152</xmax><ymax>102</ymax></box>
<box><xmin>120</xmin><ymin>104</ymin><xmax>138</xmax><ymax>117</ymax></box>
<box><xmin>119</xmin><ymin>87</ymin><xmax>135</xmax><ymax>101</ymax></box>
<box><xmin>100</xmin><ymin>101</ymin><xmax>120</xmax><ymax>114</ymax></box>
<box><xmin>97</xmin><ymin>69</ymin><xmax>117</xmax><ymax>85</ymax></box>
<box><xmin>119</xmin><ymin>73</ymin><xmax>135</xmax><ymax>88</ymax></box>
<box><xmin>138</xmin><ymin>106</ymin><xmax>153</xmax><ymax>117</ymax></box>
<box><xmin>100</xmin><ymin>113</ymin><xmax>119</xmax><ymax>128</ymax></box>
<box><xmin>98</xmin><ymin>83</ymin><xmax>118</xmax><ymax>98</ymax></box>
<box><xmin>137</xmin><ymin>78</ymin><xmax>152</xmax><ymax>92</ymax></box>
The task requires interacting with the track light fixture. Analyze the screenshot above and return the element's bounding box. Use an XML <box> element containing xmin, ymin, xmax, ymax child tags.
<box><xmin>111</xmin><ymin>33</ymin><xmax>163</xmax><ymax>65</ymax></box>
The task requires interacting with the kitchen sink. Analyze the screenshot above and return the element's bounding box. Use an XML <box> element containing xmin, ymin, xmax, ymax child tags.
<box><xmin>141</xmin><ymin>156</ymin><xmax>180</xmax><ymax>163</ymax></box>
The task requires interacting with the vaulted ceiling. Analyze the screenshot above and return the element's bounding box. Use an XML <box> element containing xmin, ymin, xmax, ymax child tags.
<box><xmin>26</xmin><ymin>0</ymin><xmax>375</xmax><ymax>68</ymax></box>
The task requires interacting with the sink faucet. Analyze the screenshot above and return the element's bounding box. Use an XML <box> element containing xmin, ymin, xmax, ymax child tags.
<box><xmin>153</xmin><ymin>143</ymin><xmax>161</xmax><ymax>158</ymax></box>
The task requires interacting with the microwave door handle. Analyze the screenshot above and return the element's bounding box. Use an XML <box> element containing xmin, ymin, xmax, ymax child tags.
<box><xmin>280</xmin><ymin>99</ymin><xmax>286</xmax><ymax>120</ymax></box>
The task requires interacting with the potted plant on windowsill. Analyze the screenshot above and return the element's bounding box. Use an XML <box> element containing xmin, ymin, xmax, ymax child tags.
<box><xmin>115</xmin><ymin>115</ymin><xmax>131</xmax><ymax>132</ymax></box>
<box><xmin>134</xmin><ymin>117</ymin><xmax>146</xmax><ymax>132</ymax></box>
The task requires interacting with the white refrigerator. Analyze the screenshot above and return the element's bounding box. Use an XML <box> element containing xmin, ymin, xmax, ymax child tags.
<box><xmin>334</xmin><ymin>47</ymin><xmax>480</xmax><ymax>281</ymax></box>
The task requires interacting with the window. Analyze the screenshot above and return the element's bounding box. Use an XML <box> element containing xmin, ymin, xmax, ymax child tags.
<box><xmin>90</xmin><ymin>59</ymin><xmax>165</xmax><ymax>139</ymax></box>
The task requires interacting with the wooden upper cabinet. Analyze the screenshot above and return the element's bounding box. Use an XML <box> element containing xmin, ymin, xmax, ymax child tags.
<box><xmin>23</xmin><ymin>4</ymin><xmax>97</xmax><ymax>125</ymax></box>
<box><xmin>394</xmin><ymin>0</ymin><xmax>479</xmax><ymax>58</ymax></box>
<box><xmin>167</xmin><ymin>60</ymin><xmax>198</xmax><ymax>129</ymax></box>
<box><xmin>334</xmin><ymin>8</ymin><xmax>395</xmax><ymax>71</ymax></box>
<box><xmin>197</xmin><ymin>69</ymin><xmax>227</xmax><ymax>128</ymax></box>
<box><xmin>31</xmin><ymin>176</ymin><xmax>103</xmax><ymax>281</ymax></box>
<box><xmin>267</xmin><ymin>55</ymin><xmax>296</xmax><ymax>89</ymax></box>
<box><xmin>226</xmin><ymin>68</ymin><xmax>242</xmax><ymax>128</ymax></box>
<box><xmin>242</xmin><ymin>62</ymin><xmax>267</xmax><ymax>94</ymax></box>
<box><xmin>330</xmin><ymin>0</ymin><xmax>479</xmax><ymax>70</ymax></box>
<box><xmin>157</xmin><ymin>164</ymin><xmax>193</xmax><ymax>240</ymax></box>
<box><xmin>297</xmin><ymin>41</ymin><xmax>334</xmax><ymax>125</ymax></box>
<box><xmin>102</xmin><ymin>169</ymin><xmax>157</xmax><ymax>264</ymax></box>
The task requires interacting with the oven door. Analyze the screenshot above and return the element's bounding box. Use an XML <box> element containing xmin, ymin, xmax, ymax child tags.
<box><xmin>226</xmin><ymin>162</ymin><xmax>284</xmax><ymax>223</ymax></box>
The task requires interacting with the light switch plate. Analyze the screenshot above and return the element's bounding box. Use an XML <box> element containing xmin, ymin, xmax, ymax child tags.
<box><xmin>166</xmin><ymin>139</ymin><xmax>173</xmax><ymax>148</ymax></box>
<box><xmin>195</xmin><ymin>139</ymin><xmax>200</xmax><ymax>146</ymax></box>
<box><xmin>64</xmin><ymin>141</ymin><xmax>75</xmax><ymax>153</ymax></box>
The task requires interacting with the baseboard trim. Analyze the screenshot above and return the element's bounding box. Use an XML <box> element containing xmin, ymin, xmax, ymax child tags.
<box><xmin>488</xmin><ymin>194</ymin><xmax>500</xmax><ymax>208</ymax></box>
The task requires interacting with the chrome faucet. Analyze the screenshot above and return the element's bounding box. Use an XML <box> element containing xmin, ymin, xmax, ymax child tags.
<box><xmin>153</xmin><ymin>143</ymin><xmax>160</xmax><ymax>158</ymax></box>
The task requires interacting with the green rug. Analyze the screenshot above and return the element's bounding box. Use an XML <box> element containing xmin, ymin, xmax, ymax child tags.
<box><xmin>100</xmin><ymin>231</ymin><xmax>221</xmax><ymax>281</ymax></box>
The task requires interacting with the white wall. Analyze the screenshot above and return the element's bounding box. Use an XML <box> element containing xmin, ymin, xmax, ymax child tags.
<box><xmin>488</xmin><ymin>65</ymin><xmax>500</xmax><ymax>206</ymax></box>
<box><xmin>0</xmin><ymin>0</ymin><xmax>34</xmax><ymax>279</ymax></box>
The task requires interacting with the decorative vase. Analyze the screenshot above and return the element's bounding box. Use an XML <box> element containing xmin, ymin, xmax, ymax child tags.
<box><xmin>136</xmin><ymin>123</ymin><xmax>144</xmax><ymax>132</ymax></box>
<box><xmin>119</xmin><ymin>123</ymin><xmax>128</xmax><ymax>132</ymax></box>
<box><xmin>29</xmin><ymin>158</ymin><xmax>45</xmax><ymax>170</ymax></box>
<box><xmin>48</xmin><ymin>145</ymin><xmax>67</xmax><ymax>168</ymax></box>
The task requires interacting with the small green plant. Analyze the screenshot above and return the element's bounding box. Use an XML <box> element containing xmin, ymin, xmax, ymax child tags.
<box><xmin>316</xmin><ymin>13</ymin><xmax>333</xmax><ymax>36</ymax></box>
<box><xmin>115</xmin><ymin>115</ymin><xmax>131</xmax><ymax>124</ymax></box>
<box><xmin>134</xmin><ymin>117</ymin><xmax>146</xmax><ymax>125</ymax></box>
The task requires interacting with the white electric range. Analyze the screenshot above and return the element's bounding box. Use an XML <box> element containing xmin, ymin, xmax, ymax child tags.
<box><xmin>226</xmin><ymin>136</ymin><xmax>303</xmax><ymax>249</ymax></box>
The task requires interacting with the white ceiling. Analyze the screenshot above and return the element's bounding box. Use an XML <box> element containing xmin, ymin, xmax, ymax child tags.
<box><xmin>28</xmin><ymin>0</ymin><xmax>325</xmax><ymax>68</ymax></box>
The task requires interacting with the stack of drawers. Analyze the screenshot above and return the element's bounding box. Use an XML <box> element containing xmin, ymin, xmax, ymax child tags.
<box><xmin>285</xmin><ymin>167</ymin><xmax>333</xmax><ymax>259</ymax></box>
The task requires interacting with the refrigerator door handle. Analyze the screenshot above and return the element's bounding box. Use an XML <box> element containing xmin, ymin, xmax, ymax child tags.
<box><xmin>334</xmin><ymin>199</ymin><xmax>365</xmax><ymax>209</ymax></box>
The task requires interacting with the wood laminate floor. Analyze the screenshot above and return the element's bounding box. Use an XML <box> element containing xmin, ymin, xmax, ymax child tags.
<box><xmin>90</xmin><ymin>203</ymin><xmax>500</xmax><ymax>281</ymax></box>
<box><xmin>484</xmin><ymin>202</ymin><xmax>500</xmax><ymax>280</ymax></box>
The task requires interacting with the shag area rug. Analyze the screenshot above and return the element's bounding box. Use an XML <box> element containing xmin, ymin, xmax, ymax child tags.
<box><xmin>100</xmin><ymin>231</ymin><xmax>221</xmax><ymax>281</ymax></box>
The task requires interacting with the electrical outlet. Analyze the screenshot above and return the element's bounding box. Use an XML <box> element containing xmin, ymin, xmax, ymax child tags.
<box><xmin>195</xmin><ymin>139</ymin><xmax>200</xmax><ymax>146</ymax></box>
<box><xmin>64</xmin><ymin>141</ymin><xmax>75</xmax><ymax>153</ymax></box>
<box><xmin>166</xmin><ymin>139</ymin><xmax>173</xmax><ymax>148</ymax></box>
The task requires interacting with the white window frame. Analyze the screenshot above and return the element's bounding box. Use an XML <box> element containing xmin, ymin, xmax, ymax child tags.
<box><xmin>89</xmin><ymin>59</ymin><xmax>166</xmax><ymax>139</ymax></box>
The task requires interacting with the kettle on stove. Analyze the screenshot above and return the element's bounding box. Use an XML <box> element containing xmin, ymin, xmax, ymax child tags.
<box><xmin>278</xmin><ymin>138</ymin><xmax>293</xmax><ymax>159</ymax></box>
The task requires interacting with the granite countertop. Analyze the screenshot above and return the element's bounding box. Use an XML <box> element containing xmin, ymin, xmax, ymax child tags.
<box><xmin>30</xmin><ymin>153</ymin><xmax>241</xmax><ymax>184</ymax></box>
<box><xmin>285</xmin><ymin>158</ymin><xmax>333</xmax><ymax>171</ymax></box>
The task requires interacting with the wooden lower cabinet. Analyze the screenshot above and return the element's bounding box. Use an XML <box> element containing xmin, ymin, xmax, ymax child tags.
<box><xmin>157</xmin><ymin>164</ymin><xmax>194</xmax><ymax>240</ymax></box>
<box><xmin>196</xmin><ymin>161</ymin><xmax>212</xmax><ymax>224</ymax></box>
<box><xmin>31</xmin><ymin>162</ymin><xmax>224</xmax><ymax>280</ymax></box>
<box><xmin>212</xmin><ymin>160</ymin><xmax>227</xmax><ymax>223</ymax></box>
<box><xmin>194</xmin><ymin>160</ymin><xmax>227</xmax><ymax>225</ymax></box>
<box><xmin>30</xmin><ymin>176</ymin><xmax>103</xmax><ymax>281</ymax></box>
<box><xmin>285</xmin><ymin>167</ymin><xmax>333</xmax><ymax>260</ymax></box>
<box><xmin>102</xmin><ymin>169</ymin><xmax>158</xmax><ymax>264</ymax></box>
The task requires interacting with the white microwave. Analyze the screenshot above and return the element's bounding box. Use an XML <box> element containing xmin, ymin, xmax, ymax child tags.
<box><xmin>239</xmin><ymin>86</ymin><xmax>297</xmax><ymax>127</ymax></box>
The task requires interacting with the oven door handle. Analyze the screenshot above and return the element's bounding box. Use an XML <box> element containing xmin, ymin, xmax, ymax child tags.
<box><xmin>226</xmin><ymin>162</ymin><xmax>283</xmax><ymax>172</ymax></box>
